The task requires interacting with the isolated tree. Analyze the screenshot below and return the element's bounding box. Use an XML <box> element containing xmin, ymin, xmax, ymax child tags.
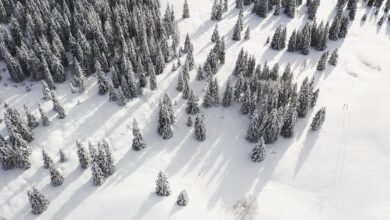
<box><xmin>194</xmin><ymin>114</ymin><xmax>206</xmax><ymax>141</ymax></box>
<box><xmin>42</xmin><ymin>150</ymin><xmax>54</xmax><ymax>169</ymax></box>
<box><xmin>50</xmin><ymin>167</ymin><xmax>64</xmax><ymax>187</ymax></box>
<box><xmin>155</xmin><ymin>171</ymin><xmax>171</xmax><ymax>196</ymax></box>
<box><xmin>250</xmin><ymin>138</ymin><xmax>266</xmax><ymax>162</ymax></box>
<box><xmin>76</xmin><ymin>141</ymin><xmax>90</xmax><ymax>169</ymax></box>
<box><xmin>183</xmin><ymin>0</ymin><xmax>190</xmax><ymax>18</ymax></box>
<box><xmin>311</xmin><ymin>107</ymin><xmax>326</xmax><ymax>131</ymax></box>
<box><xmin>317</xmin><ymin>51</ymin><xmax>329</xmax><ymax>71</ymax></box>
<box><xmin>59</xmin><ymin>149</ymin><xmax>67</xmax><ymax>163</ymax></box>
<box><xmin>328</xmin><ymin>49</ymin><xmax>338</xmax><ymax>66</ymax></box>
<box><xmin>27</xmin><ymin>188</ymin><xmax>49</xmax><ymax>215</ymax></box>
<box><xmin>211</xmin><ymin>24</ymin><xmax>220</xmax><ymax>43</ymax></box>
<box><xmin>132</xmin><ymin>119</ymin><xmax>146</xmax><ymax>151</ymax></box>
<box><xmin>177</xmin><ymin>190</ymin><xmax>189</xmax><ymax>206</ymax></box>
<box><xmin>158</xmin><ymin>102</ymin><xmax>174</xmax><ymax>140</ymax></box>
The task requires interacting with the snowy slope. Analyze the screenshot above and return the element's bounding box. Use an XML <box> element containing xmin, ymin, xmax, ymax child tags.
<box><xmin>1</xmin><ymin>0</ymin><xmax>390</xmax><ymax>219</ymax></box>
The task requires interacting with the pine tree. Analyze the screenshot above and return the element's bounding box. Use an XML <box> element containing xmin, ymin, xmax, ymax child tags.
<box><xmin>91</xmin><ymin>160</ymin><xmax>105</xmax><ymax>186</ymax></box>
<box><xmin>211</xmin><ymin>24</ymin><xmax>220</xmax><ymax>43</ymax></box>
<box><xmin>250</xmin><ymin>138</ymin><xmax>266</xmax><ymax>162</ymax></box>
<box><xmin>76</xmin><ymin>140</ymin><xmax>90</xmax><ymax>169</ymax></box>
<box><xmin>263</xmin><ymin>108</ymin><xmax>282</xmax><ymax>144</ymax></box>
<box><xmin>101</xmin><ymin>140</ymin><xmax>115</xmax><ymax>177</ymax></box>
<box><xmin>24</xmin><ymin>105</ymin><xmax>39</xmax><ymax>129</ymax></box>
<box><xmin>224</xmin><ymin>0</ymin><xmax>229</xmax><ymax>12</ymax></box>
<box><xmin>50</xmin><ymin>166</ymin><xmax>64</xmax><ymax>187</ymax></box>
<box><xmin>42</xmin><ymin>150</ymin><xmax>54</xmax><ymax>169</ymax></box>
<box><xmin>42</xmin><ymin>56</ymin><xmax>56</xmax><ymax>90</ymax></box>
<box><xmin>328</xmin><ymin>49</ymin><xmax>338</xmax><ymax>66</ymax></box>
<box><xmin>194</xmin><ymin>114</ymin><xmax>206</xmax><ymax>141</ymax></box>
<box><xmin>186</xmin><ymin>90</ymin><xmax>200</xmax><ymax>115</ymax></box>
<box><xmin>27</xmin><ymin>188</ymin><xmax>49</xmax><ymax>215</ymax></box>
<box><xmin>280</xmin><ymin>106</ymin><xmax>298</xmax><ymax>138</ymax></box>
<box><xmin>183</xmin><ymin>0</ymin><xmax>190</xmax><ymax>19</ymax></box>
<box><xmin>348</xmin><ymin>0</ymin><xmax>357</xmax><ymax>20</ymax></box>
<box><xmin>255</xmin><ymin>0</ymin><xmax>269</xmax><ymax>18</ymax></box>
<box><xmin>244</xmin><ymin>27</ymin><xmax>250</xmax><ymax>40</ymax></box>
<box><xmin>155</xmin><ymin>171</ymin><xmax>171</xmax><ymax>196</ymax></box>
<box><xmin>186</xmin><ymin>116</ymin><xmax>193</xmax><ymax>127</ymax></box>
<box><xmin>329</xmin><ymin>15</ymin><xmax>341</xmax><ymax>41</ymax></box>
<box><xmin>132</xmin><ymin>119</ymin><xmax>146</xmax><ymax>151</ymax></box>
<box><xmin>36</xmin><ymin>103</ymin><xmax>49</xmax><ymax>127</ymax></box>
<box><xmin>222</xmin><ymin>80</ymin><xmax>233</xmax><ymax>107</ymax></box>
<box><xmin>177</xmin><ymin>190</ymin><xmax>189</xmax><ymax>206</ymax></box>
<box><xmin>311</xmin><ymin>107</ymin><xmax>326</xmax><ymax>131</ymax></box>
<box><xmin>317</xmin><ymin>51</ymin><xmax>329</xmax><ymax>71</ymax></box>
<box><xmin>59</xmin><ymin>149</ymin><xmax>67</xmax><ymax>163</ymax></box>
<box><xmin>117</xmin><ymin>88</ymin><xmax>127</xmax><ymax>106</ymax></box>
<box><xmin>42</xmin><ymin>81</ymin><xmax>52</xmax><ymax>100</ymax></box>
<box><xmin>184</xmin><ymin>34</ymin><xmax>193</xmax><ymax>53</ymax></box>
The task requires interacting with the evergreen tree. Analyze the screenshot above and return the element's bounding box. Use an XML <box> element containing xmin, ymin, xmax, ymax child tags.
<box><xmin>196</xmin><ymin>65</ymin><xmax>205</xmax><ymax>80</ymax></box>
<box><xmin>244</xmin><ymin>27</ymin><xmax>250</xmax><ymax>40</ymax></box>
<box><xmin>101</xmin><ymin>140</ymin><xmax>115</xmax><ymax>177</ymax></box>
<box><xmin>27</xmin><ymin>188</ymin><xmax>49</xmax><ymax>215</ymax></box>
<box><xmin>307</xmin><ymin>0</ymin><xmax>320</xmax><ymax>20</ymax></box>
<box><xmin>263</xmin><ymin>108</ymin><xmax>282</xmax><ymax>144</ymax></box>
<box><xmin>50</xmin><ymin>91</ymin><xmax>66</xmax><ymax>119</ymax></box>
<box><xmin>24</xmin><ymin>105</ymin><xmax>39</xmax><ymax>129</ymax></box>
<box><xmin>285</xmin><ymin>0</ymin><xmax>297</xmax><ymax>18</ymax></box>
<box><xmin>194</xmin><ymin>114</ymin><xmax>206</xmax><ymax>141</ymax></box>
<box><xmin>158</xmin><ymin>101</ymin><xmax>174</xmax><ymax>140</ymax></box>
<box><xmin>250</xmin><ymin>138</ymin><xmax>266</xmax><ymax>162</ymax></box>
<box><xmin>76</xmin><ymin>140</ymin><xmax>90</xmax><ymax>169</ymax></box>
<box><xmin>74</xmin><ymin>59</ymin><xmax>86</xmax><ymax>93</ymax></box>
<box><xmin>328</xmin><ymin>49</ymin><xmax>338</xmax><ymax>66</ymax></box>
<box><xmin>150</xmin><ymin>68</ymin><xmax>157</xmax><ymax>91</ymax></box>
<box><xmin>184</xmin><ymin>34</ymin><xmax>193</xmax><ymax>53</ymax></box>
<box><xmin>117</xmin><ymin>88</ymin><xmax>127</xmax><ymax>106</ymax></box>
<box><xmin>255</xmin><ymin>0</ymin><xmax>269</xmax><ymax>18</ymax></box>
<box><xmin>297</xmin><ymin>77</ymin><xmax>313</xmax><ymax>118</ymax></box>
<box><xmin>59</xmin><ymin>149</ymin><xmax>67</xmax><ymax>163</ymax></box>
<box><xmin>41</xmin><ymin>81</ymin><xmax>51</xmax><ymax>100</ymax></box>
<box><xmin>177</xmin><ymin>190</ymin><xmax>189</xmax><ymax>206</ymax></box>
<box><xmin>42</xmin><ymin>56</ymin><xmax>56</xmax><ymax>90</ymax></box>
<box><xmin>91</xmin><ymin>160</ymin><xmax>105</xmax><ymax>186</ymax></box>
<box><xmin>288</xmin><ymin>30</ymin><xmax>297</xmax><ymax>52</ymax></box>
<box><xmin>132</xmin><ymin>119</ymin><xmax>146</xmax><ymax>151</ymax></box>
<box><xmin>183</xmin><ymin>0</ymin><xmax>190</xmax><ymax>19</ymax></box>
<box><xmin>222</xmin><ymin>80</ymin><xmax>233</xmax><ymax>107</ymax></box>
<box><xmin>338</xmin><ymin>16</ymin><xmax>349</xmax><ymax>38</ymax></box>
<box><xmin>96</xmin><ymin>62</ymin><xmax>109</xmax><ymax>95</ymax></box>
<box><xmin>232</xmin><ymin>20</ymin><xmax>242</xmax><ymax>41</ymax></box>
<box><xmin>42</xmin><ymin>150</ymin><xmax>54</xmax><ymax>169</ymax></box>
<box><xmin>329</xmin><ymin>15</ymin><xmax>341</xmax><ymax>41</ymax></box>
<box><xmin>186</xmin><ymin>116</ymin><xmax>193</xmax><ymax>127</ymax></box>
<box><xmin>224</xmin><ymin>0</ymin><xmax>229</xmax><ymax>12</ymax></box>
<box><xmin>246</xmin><ymin>113</ymin><xmax>260</xmax><ymax>143</ymax></box>
<box><xmin>317</xmin><ymin>51</ymin><xmax>329</xmax><ymax>71</ymax></box>
<box><xmin>50</xmin><ymin>166</ymin><xmax>64</xmax><ymax>187</ymax></box>
<box><xmin>311</xmin><ymin>107</ymin><xmax>326</xmax><ymax>131</ymax></box>
<box><xmin>280</xmin><ymin>105</ymin><xmax>298</xmax><ymax>138</ymax></box>
<box><xmin>155</xmin><ymin>171</ymin><xmax>171</xmax><ymax>196</ymax></box>
<box><xmin>38</xmin><ymin>103</ymin><xmax>50</xmax><ymax>127</ymax></box>
<box><xmin>186</xmin><ymin>90</ymin><xmax>200</xmax><ymax>115</ymax></box>
<box><xmin>236</xmin><ymin>0</ymin><xmax>244</xmax><ymax>8</ymax></box>
<box><xmin>211</xmin><ymin>25</ymin><xmax>220</xmax><ymax>43</ymax></box>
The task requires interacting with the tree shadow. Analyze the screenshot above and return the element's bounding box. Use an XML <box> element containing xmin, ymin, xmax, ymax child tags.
<box><xmin>131</xmin><ymin>192</ymin><xmax>163</xmax><ymax>220</ymax></box>
<box><xmin>293</xmin><ymin>129</ymin><xmax>320</xmax><ymax>178</ymax></box>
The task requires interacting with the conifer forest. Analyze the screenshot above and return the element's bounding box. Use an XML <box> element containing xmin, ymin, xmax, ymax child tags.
<box><xmin>0</xmin><ymin>0</ymin><xmax>390</xmax><ymax>219</ymax></box>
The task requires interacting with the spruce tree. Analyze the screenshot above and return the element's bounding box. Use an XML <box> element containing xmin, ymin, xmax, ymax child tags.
<box><xmin>285</xmin><ymin>0</ymin><xmax>296</xmax><ymax>18</ymax></box>
<box><xmin>288</xmin><ymin>30</ymin><xmax>297</xmax><ymax>52</ymax></box>
<box><xmin>42</xmin><ymin>81</ymin><xmax>51</xmax><ymax>100</ymax></box>
<box><xmin>91</xmin><ymin>160</ymin><xmax>105</xmax><ymax>186</ymax></box>
<box><xmin>212</xmin><ymin>24</ymin><xmax>220</xmax><ymax>43</ymax></box>
<box><xmin>96</xmin><ymin>62</ymin><xmax>109</xmax><ymax>95</ymax></box>
<box><xmin>222</xmin><ymin>80</ymin><xmax>233</xmax><ymax>107</ymax></box>
<box><xmin>42</xmin><ymin>150</ymin><xmax>54</xmax><ymax>169</ymax></box>
<box><xmin>24</xmin><ymin>105</ymin><xmax>39</xmax><ymax>129</ymax></box>
<box><xmin>59</xmin><ymin>149</ymin><xmax>67</xmax><ymax>163</ymax></box>
<box><xmin>317</xmin><ymin>51</ymin><xmax>329</xmax><ymax>71</ymax></box>
<box><xmin>132</xmin><ymin>119</ymin><xmax>146</xmax><ymax>151</ymax></box>
<box><xmin>158</xmin><ymin>101</ymin><xmax>174</xmax><ymax>140</ymax></box>
<box><xmin>338</xmin><ymin>16</ymin><xmax>349</xmax><ymax>38</ymax></box>
<box><xmin>236</xmin><ymin>0</ymin><xmax>244</xmax><ymax>8</ymax></box>
<box><xmin>196</xmin><ymin>65</ymin><xmax>205</xmax><ymax>80</ymax></box>
<box><xmin>280</xmin><ymin>106</ymin><xmax>298</xmax><ymax>138</ymax></box>
<box><xmin>186</xmin><ymin>90</ymin><xmax>200</xmax><ymax>115</ymax></box>
<box><xmin>27</xmin><ymin>188</ymin><xmax>49</xmax><ymax>215</ymax></box>
<box><xmin>328</xmin><ymin>49</ymin><xmax>338</xmax><ymax>66</ymax></box>
<box><xmin>177</xmin><ymin>190</ymin><xmax>189</xmax><ymax>206</ymax></box>
<box><xmin>150</xmin><ymin>68</ymin><xmax>157</xmax><ymax>91</ymax></box>
<box><xmin>246</xmin><ymin>114</ymin><xmax>260</xmax><ymax>143</ymax></box>
<box><xmin>50</xmin><ymin>166</ymin><xmax>64</xmax><ymax>187</ymax></box>
<box><xmin>263</xmin><ymin>108</ymin><xmax>282</xmax><ymax>144</ymax></box>
<box><xmin>232</xmin><ymin>20</ymin><xmax>242</xmax><ymax>41</ymax></box>
<box><xmin>250</xmin><ymin>138</ymin><xmax>266</xmax><ymax>162</ymax></box>
<box><xmin>186</xmin><ymin>116</ymin><xmax>193</xmax><ymax>127</ymax></box>
<box><xmin>183</xmin><ymin>0</ymin><xmax>190</xmax><ymax>19</ymax></box>
<box><xmin>194</xmin><ymin>114</ymin><xmax>206</xmax><ymax>141</ymax></box>
<box><xmin>76</xmin><ymin>140</ymin><xmax>90</xmax><ymax>169</ymax></box>
<box><xmin>311</xmin><ymin>107</ymin><xmax>326</xmax><ymax>131</ymax></box>
<box><xmin>297</xmin><ymin>77</ymin><xmax>313</xmax><ymax>118</ymax></box>
<box><xmin>155</xmin><ymin>171</ymin><xmax>171</xmax><ymax>196</ymax></box>
<box><xmin>244</xmin><ymin>27</ymin><xmax>250</xmax><ymax>40</ymax></box>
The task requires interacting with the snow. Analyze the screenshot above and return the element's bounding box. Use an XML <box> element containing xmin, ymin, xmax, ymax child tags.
<box><xmin>1</xmin><ymin>0</ymin><xmax>390</xmax><ymax>219</ymax></box>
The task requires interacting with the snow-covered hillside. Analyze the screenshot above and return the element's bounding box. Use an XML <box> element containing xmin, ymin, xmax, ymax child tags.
<box><xmin>1</xmin><ymin>0</ymin><xmax>390</xmax><ymax>219</ymax></box>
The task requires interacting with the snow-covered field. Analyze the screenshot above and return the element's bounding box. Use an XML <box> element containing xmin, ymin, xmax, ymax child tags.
<box><xmin>1</xmin><ymin>0</ymin><xmax>390</xmax><ymax>219</ymax></box>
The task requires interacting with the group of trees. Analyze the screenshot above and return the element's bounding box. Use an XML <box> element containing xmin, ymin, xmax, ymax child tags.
<box><xmin>155</xmin><ymin>171</ymin><xmax>189</xmax><ymax>206</ymax></box>
<box><xmin>76</xmin><ymin>140</ymin><xmax>115</xmax><ymax>186</ymax></box>
<box><xmin>253</xmin><ymin>0</ymin><xmax>304</xmax><ymax>19</ymax></box>
<box><xmin>211</xmin><ymin>0</ymin><xmax>229</xmax><ymax>21</ymax></box>
<box><xmin>0</xmin><ymin>0</ymin><xmax>179</xmax><ymax>108</ymax></box>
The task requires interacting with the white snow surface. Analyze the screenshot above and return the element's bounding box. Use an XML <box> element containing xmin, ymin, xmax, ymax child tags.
<box><xmin>1</xmin><ymin>0</ymin><xmax>390</xmax><ymax>219</ymax></box>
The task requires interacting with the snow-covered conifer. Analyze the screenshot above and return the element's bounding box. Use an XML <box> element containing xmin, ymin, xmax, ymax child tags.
<box><xmin>311</xmin><ymin>107</ymin><xmax>326</xmax><ymax>131</ymax></box>
<box><xmin>177</xmin><ymin>190</ymin><xmax>189</xmax><ymax>206</ymax></box>
<box><xmin>155</xmin><ymin>171</ymin><xmax>171</xmax><ymax>196</ymax></box>
<box><xmin>194</xmin><ymin>114</ymin><xmax>206</xmax><ymax>141</ymax></box>
<box><xmin>27</xmin><ymin>188</ymin><xmax>49</xmax><ymax>215</ymax></box>
<box><xmin>250</xmin><ymin>138</ymin><xmax>266</xmax><ymax>162</ymax></box>
<box><xmin>50</xmin><ymin>166</ymin><xmax>64</xmax><ymax>187</ymax></box>
<box><xmin>76</xmin><ymin>140</ymin><xmax>90</xmax><ymax>169</ymax></box>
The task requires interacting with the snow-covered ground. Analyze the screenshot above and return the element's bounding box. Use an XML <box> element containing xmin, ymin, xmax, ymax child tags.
<box><xmin>1</xmin><ymin>0</ymin><xmax>390</xmax><ymax>219</ymax></box>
